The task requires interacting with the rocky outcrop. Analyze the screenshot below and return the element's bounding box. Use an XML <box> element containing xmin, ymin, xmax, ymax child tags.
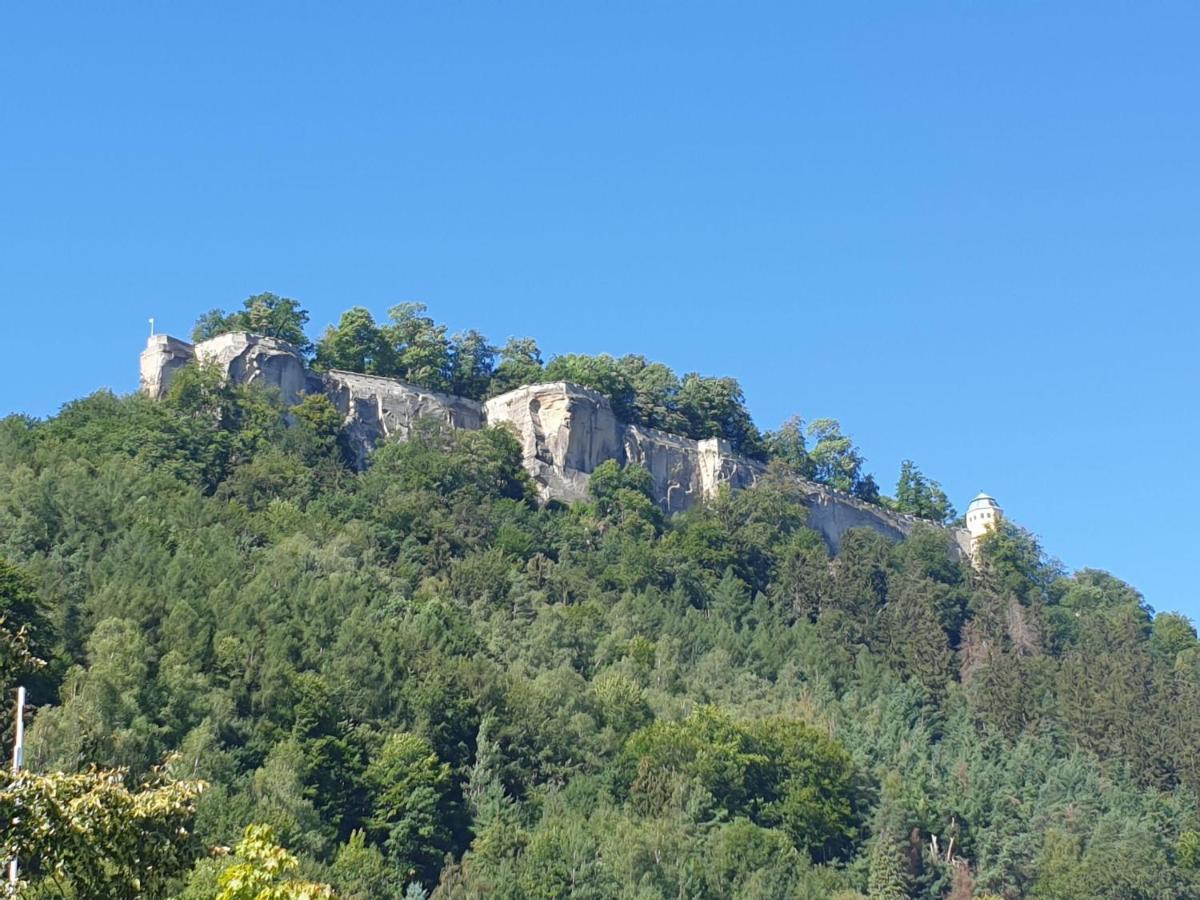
<box><xmin>322</xmin><ymin>370</ymin><xmax>485</xmax><ymax>469</ymax></box>
<box><xmin>484</xmin><ymin>383</ymin><xmax>625</xmax><ymax>504</ymax></box>
<box><xmin>140</xmin><ymin>335</ymin><xmax>196</xmax><ymax>399</ymax></box>
<box><xmin>622</xmin><ymin>424</ymin><xmax>703</xmax><ymax>513</ymax></box>
<box><xmin>139</xmin><ymin>333</ymin><xmax>969</xmax><ymax>556</ymax></box>
<box><xmin>138</xmin><ymin>332</ymin><xmax>309</xmax><ymax>404</ymax></box>
<box><xmin>482</xmin><ymin>384</ymin><xmax>768</xmax><ymax>510</ymax></box>
<box><xmin>796</xmin><ymin>482</ymin><xmax>914</xmax><ymax>553</ymax></box>
<box><xmin>480</xmin><ymin>383</ymin><xmax>964</xmax><ymax>553</ymax></box>
<box><xmin>622</xmin><ymin>426</ymin><xmax>765</xmax><ymax>514</ymax></box>
<box><xmin>697</xmin><ymin>438</ymin><xmax>765</xmax><ymax>504</ymax></box>
<box><xmin>194</xmin><ymin>333</ymin><xmax>309</xmax><ymax>407</ymax></box>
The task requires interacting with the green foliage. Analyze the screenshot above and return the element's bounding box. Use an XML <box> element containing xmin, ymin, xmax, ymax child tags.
<box><xmin>893</xmin><ymin>460</ymin><xmax>956</xmax><ymax>524</ymax></box>
<box><xmin>215</xmin><ymin>824</ymin><xmax>335</xmax><ymax>899</ymax></box>
<box><xmin>331</xmin><ymin>830</ymin><xmax>406</xmax><ymax>900</ymax></box>
<box><xmin>487</xmin><ymin>337</ymin><xmax>545</xmax><ymax>397</ymax></box>
<box><xmin>764</xmin><ymin>415</ymin><xmax>814</xmax><ymax>478</ymax></box>
<box><xmin>807</xmin><ymin>419</ymin><xmax>878</xmax><ymax>500</ymax></box>
<box><xmin>622</xmin><ymin>356</ymin><xmax>688</xmax><ymax>435</ymax></box>
<box><xmin>383</xmin><ymin>303</ymin><xmax>453</xmax><ymax>391</ymax></box>
<box><xmin>620</xmin><ymin>707</ymin><xmax>856</xmax><ymax>860</ymax></box>
<box><xmin>313</xmin><ymin>306</ymin><xmax>495</xmax><ymax>401</ymax></box>
<box><xmin>0</xmin><ymin>556</ymin><xmax>51</xmax><ymax>695</ymax></box>
<box><xmin>676</xmin><ymin>372</ymin><xmax>766</xmax><ymax>459</ymax></box>
<box><xmin>2</xmin><ymin>316</ymin><xmax>1199</xmax><ymax>897</ymax></box>
<box><xmin>314</xmin><ymin>307</ymin><xmax>396</xmax><ymax>376</ymax></box>
<box><xmin>364</xmin><ymin>732</ymin><xmax>456</xmax><ymax>883</ymax></box>
<box><xmin>866</xmin><ymin>829</ymin><xmax>912</xmax><ymax>900</ymax></box>
<box><xmin>193</xmin><ymin>308</ymin><xmax>233</xmax><ymax>342</ymax></box>
<box><xmin>27</xmin><ymin>618</ymin><xmax>163</xmax><ymax>772</ymax></box>
<box><xmin>193</xmin><ymin>292</ymin><xmax>312</xmax><ymax>354</ymax></box>
<box><xmin>0</xmin><ymin>765</ymin><xmax>205</xmax><ymax>898</ymax></box>
<box><xmin>702</xmin><ymin>819</ymin><xmax>815</xmax><ymax>899</ymax></box>
<box><xmin>358</xmin><ymin>419</ymin><xmax>531</xmax><ymax>512</ymax></box>
<box><xmin>447</xmin><ymin>329</ymin><xmax>497</xmax><ymax>400</ymax></box>
<box><xmin>976</xmin><ymin>520</ymin><xmax>1062</xmax><ymax>608</ymax></box>
<box><xmin>587</xmin><ymin>460</ymin><xmax>662</xmax><ymax>537</ymax></box>
<box><xmin>516</xmin><ymin>806</ymin><xmax>616</xmax><ymax>899</ymax></box>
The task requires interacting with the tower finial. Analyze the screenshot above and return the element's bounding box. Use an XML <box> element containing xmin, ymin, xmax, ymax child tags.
<box><xmin>149</xmin><ymin>317</ymin><xmax>155</xmax><ymax>337</ymax></box>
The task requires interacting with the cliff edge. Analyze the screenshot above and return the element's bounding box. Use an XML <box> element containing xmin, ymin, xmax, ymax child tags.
<box><xmin>140</xmin><ymin>332</ymin><xmax>968</xmax><ymax>555</ymax></box>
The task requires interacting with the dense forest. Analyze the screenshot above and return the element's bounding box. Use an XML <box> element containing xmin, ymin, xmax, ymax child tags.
<box><xmin>2</xmin><ymin>294</ymin><xmax>1199</xmax><ymax>898</ymax></box>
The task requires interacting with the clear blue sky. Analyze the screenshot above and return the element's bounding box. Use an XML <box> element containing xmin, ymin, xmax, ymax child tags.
<box><xmin>2</xmin><ymin>4</ymin><xmax>1197</xmax><ymax>619</ymax></box>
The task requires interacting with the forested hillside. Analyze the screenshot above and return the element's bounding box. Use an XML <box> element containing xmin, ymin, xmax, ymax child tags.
<box><xmin>2</xmin><ymin>298</ymin><xmax>1199</xmax><ymax>899</ymax></box>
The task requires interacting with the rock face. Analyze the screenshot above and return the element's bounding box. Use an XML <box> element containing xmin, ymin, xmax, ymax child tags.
<box><xmin>484</xmin><ymin>383</ymin><xmax>625</xmax><ymax>504</ymax></box>
<box><xmin>697</xmin><ymin>437</ymin><xmax>765</xmax><ymax>505</ymax></box>
<box><xmin>138</xmin><ymin>332</ymin><xmax>308</xmax><ymax>404</ymax></box>
<box><xmin>322</xmin><ymin>370</ymin><xmax>486</xmax><ymax>469</ymax></box>
<box><xmin>140</xmin><ymin>335</ymin><xmax>196</xmax><ymax>399</ymax></box>
<box><xmin>194</xmin><ymin>333</ymin><xmax>309</xmax><ymax>407</ymax></box>
<box><xmin>796</xmin><ymin>483</ymin><xmax>914</xmax><ymax>554</ymax></box>
<box><xmin>139</xmin><ymin>332</ymin><xmax>970</xmax><ymax>555</ymax></box>
<box><xmin>483</xmin><ymin>384</ymin><xmax>768</xmax><ymax>511</ymax></box>
<box><xmin>623</xmin><ymin>426</ymin><xmax>765</xmax><ymax>515</ymax></box>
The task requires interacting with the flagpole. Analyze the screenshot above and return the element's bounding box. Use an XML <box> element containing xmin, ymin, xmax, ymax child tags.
<box><xmin>8</xmin><ymin>685</ymin><xmax>24</xmax><ymax>887</ymax></box>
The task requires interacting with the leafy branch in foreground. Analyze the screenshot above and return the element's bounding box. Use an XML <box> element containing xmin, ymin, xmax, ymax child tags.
<box><xmin>0</xmin><ymin>764</ymin><xmax>205</xmax><ymax>899</ymax></box>
<box><xmin>215</xmin><ymin>824</ymin><xmax>336</xmax><ymax>900</ymax></box>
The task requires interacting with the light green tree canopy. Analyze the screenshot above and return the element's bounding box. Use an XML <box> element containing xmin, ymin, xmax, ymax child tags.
<box><xmin>0</xmin><ymin>765</ymin><xmax>205</xmax><ymax>899</ymax></box>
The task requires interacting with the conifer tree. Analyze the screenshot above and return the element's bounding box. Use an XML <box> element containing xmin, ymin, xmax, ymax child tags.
<box><xmin>867</xmin><ymin>829</ymin><xmax>912</xmax><ymax>900</ymax></box>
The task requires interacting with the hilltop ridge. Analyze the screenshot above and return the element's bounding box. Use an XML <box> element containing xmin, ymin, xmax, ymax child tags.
<box><xmin>142</xmin><ymin>329</ymin><xmax>968</xmax><ymax>556</ymax></box>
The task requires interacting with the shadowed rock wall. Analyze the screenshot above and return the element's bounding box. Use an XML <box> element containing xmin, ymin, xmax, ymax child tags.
<box><xmin>796</xmin><ymin>482</ymin><xmax>914</xmax><ymax>553</ymax></box>
<box><xmin>323</xmin><ymin>370</ymin><xmax>485</xmax><ymax>470</ymax></box>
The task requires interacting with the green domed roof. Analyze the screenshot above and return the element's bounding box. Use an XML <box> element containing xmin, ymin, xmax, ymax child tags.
<box><xmin>966</xmin><ymin>492</ymin><xmax>1001</xmax><ymax>513</ymax></box>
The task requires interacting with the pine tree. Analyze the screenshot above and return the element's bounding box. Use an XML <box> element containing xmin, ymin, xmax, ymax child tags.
<box><xmin>868</xmin><ymin>829</ymin><xmax>913</xmax><ymax>900</ymax></box>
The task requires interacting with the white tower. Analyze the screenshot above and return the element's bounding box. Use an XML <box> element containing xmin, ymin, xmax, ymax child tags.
<box><xmin>965</xmin><ymin>491</ymin><xmax>1003</xmax><ymax>557</ymax></box>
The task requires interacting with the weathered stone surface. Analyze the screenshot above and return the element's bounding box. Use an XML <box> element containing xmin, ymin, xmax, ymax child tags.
<box><xmin>140</xmin><ymin>335</ymin><xmax>195</xmax><ymax>399</ymax></box>
<box><xmin>482</xmin><ymin>384</ymin><xmax>771</xmax><ymax>511</ymax></box>
<box><xmin>952</xmin><ymin>528</ymin><xmax>973</xmax><ymax>560</ymax></box>
<box><xmin>797</xmin><ymin>482</ymin><xmax>912</xmax><ymax>553</ymax></box>
<box><xmin>621</xmin><ymin>426</ymin><xmax>765</xmax><ymax>514</ymax></box>
<box><xmin>793</xmin><ymin>481</ymin><xmax>972</xmax><ymax>558</ymax></box>
<box><xmin>194</xmin><ymin>333</ymin><xmax>309</xmax><ymax>407</ymax></box>
<box><xmin>697</xmin><ymin>437</ymin><xmax>765</xmax><ymax>501</ymax></box>
<box><xmin>485</xmin><ymin>383</ymin><xmax>625</xmax><ymax>503</ymax></box>
<box><xmin>482</xmin><ymin>385</ymin><xmax>770</xmax><ymax>513</ymax></box>
<box><xmin>622</xmin><ymin>424</ymin><xmax>701</xmax><ymax>513</ymax></box>
<box><xmin>138</xmin><ymin>333</ymin><xmax>971</xmax><ymax>557</ymax></box>
<box><xmin>323</xmin><ymin>370</ymin><xmax>485</xmax><ymax>469</ymax></box>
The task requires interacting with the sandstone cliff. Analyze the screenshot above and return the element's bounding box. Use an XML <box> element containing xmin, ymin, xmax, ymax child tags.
<box><xmin>140</xmin><ymin>332</ymin><xmax>308</xmax><ymax>404</ymax></box>
<box><xmin>139</xmin><ymin>335</ymin><xmax>196</xmax><ymax>399</ymax></box>
<box><xmin>481</xmin><ymin>384</ymin><xmax>768</xmax><ymax>512</ymax></box>
<box><xmin>484</xmin><ymin>383</ymin><xmax>626</xmax><ymax>504</ymax></box>
<box><xmin>322</xmin><ymin>370</ymin><xmax>485</xmax><ymax>470</ymax></box>
<box><xmin>140</xmin><ymin>332</ymin><xmax>968</xmax><ymax>555</ymax></box>
<box><xmin>195</xmin><ymin>333</ymin><xmax>309</xmax><ymax>407</ymax></box>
